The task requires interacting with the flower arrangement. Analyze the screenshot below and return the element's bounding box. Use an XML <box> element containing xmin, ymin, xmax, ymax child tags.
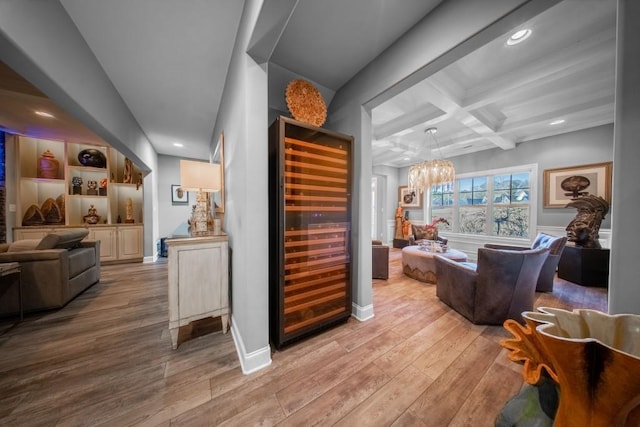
<box><xmin>424</xmin><ymin>217</ymin><xmax>450</xmax><ymax>231</ymax></box>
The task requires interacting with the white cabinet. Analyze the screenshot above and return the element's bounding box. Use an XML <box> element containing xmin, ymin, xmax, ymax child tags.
<box><xmin>117</xmin><ymin>225</ymin><xmax>143</xmax><ymax>260</ymax></box>
<box><xmin>166</xmin><ymin>234</ymin><xmax>229</xmax><ymax>349</ymax></box>
<box><xmin>13</xmin><ymin>224</ymin><xmax>142</xmax><ymax>264</ymax></box>
<box><xmin>87</xmin><ymin>227</ymin><xmax>117</xmax><ymax>262</ymax></box>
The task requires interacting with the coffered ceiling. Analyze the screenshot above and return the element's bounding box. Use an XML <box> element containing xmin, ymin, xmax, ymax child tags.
<box><xmin>370</xmin><ymin>0</ymin><xmax>616</xmax><ymax>167</ymax></box>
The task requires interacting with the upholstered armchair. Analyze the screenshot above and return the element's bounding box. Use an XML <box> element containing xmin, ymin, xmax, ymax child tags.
<box><xmin>484</xmin><ymin>233</ymin><xmax>567</xmax><ymax>292</ymax></box>
<box><xmin>409</xmin><ymin>224</ymin><xmax>448</xmax><ymax>246</ymax></box>
<box><xmin>372</xmin><ymin>240</ymin><xmax>389</xmax><ymax>279</ymax></box>
<box><xmin>434</xmin><ymin>247</ymin><xmax>549</xmax><ymax>325</ymax></box>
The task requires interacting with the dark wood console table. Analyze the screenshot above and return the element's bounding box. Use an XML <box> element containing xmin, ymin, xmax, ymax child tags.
<box><xmin>558</xmin><ymin>245</ymin><xmax>610</xmax><ymax>287</ymax></box>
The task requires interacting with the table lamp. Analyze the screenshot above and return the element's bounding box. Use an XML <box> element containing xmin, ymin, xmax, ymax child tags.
<box><xmin>179</xmin><ymin>160</ymin><xmax>221</xmax><ymax>233</ymax></box>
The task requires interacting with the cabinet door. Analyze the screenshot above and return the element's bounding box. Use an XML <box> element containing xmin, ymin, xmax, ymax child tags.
<box><xmin>117</xmin><ymin>226</ymin><xmax>143</xmax><ymax>260</ymax></box>
<box><xmin>88</xmin><ymin>227</ymin><xmax>117</xmax><ymax>262</ymax></box>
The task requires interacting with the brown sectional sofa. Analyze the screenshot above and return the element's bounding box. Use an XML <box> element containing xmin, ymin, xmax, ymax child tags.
<box><xmin>0</xmin><ymin>230</ymin><xmax>100</xmax><ymax>316</ymax></box>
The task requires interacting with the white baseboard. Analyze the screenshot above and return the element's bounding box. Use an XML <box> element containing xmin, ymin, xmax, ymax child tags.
<box><xmin>143</xmin><ymin>255</ymin><xmax>156</xmax><ymax>263</ymax></box>
<box><xmin>231</xmin><ymin>315</ymin><xmax>272</xmax><ymax>375</ymax></box>
<box><xmin>351</xmin><ymin>302</ymin><xmax>374</xmax><ymax>321</ymax></box>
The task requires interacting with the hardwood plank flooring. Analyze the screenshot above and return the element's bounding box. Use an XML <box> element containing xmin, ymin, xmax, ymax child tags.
<box><xmin>0</xmin><ymin>249</ymin><xmax>607</xmax><ymax>426</ymax></box>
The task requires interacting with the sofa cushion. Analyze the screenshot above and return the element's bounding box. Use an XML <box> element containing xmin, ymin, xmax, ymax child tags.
<box><xmin>37</xmin><ymin>230</ymin><xmax>89</xmax><ymax>250</ymax></box>
<box><xmin>8</xmin><ymin>239</ymin><xmax>42</xmax><ymax>252</ymax></box>
<box><xmin>67</xmin><ymin>247</ymin><xmax>97</xmax><ymax>278</ymax></box>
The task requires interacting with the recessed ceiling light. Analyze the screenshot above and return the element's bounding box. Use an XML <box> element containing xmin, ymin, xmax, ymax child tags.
<box><xmin>507</xmin><ymin>29</ymin><xmax>532</xmax><ymax>46</ymax></box>
<box><xmin>550</xmin><ymin>119</ymin><xmax>566</xmax><ymax>125</ymax></box>
<box><xmin>403</xmin><ymin>157</ymin><xmax>410</xmax><ymax>161</ymax></box>
<box><xmin>35</xmin><ymin>111</ymin><xmax>55</xmax><ymax>118</ymax></box>
<box><xmin>173</xmin><ymin>142</ymin><xmax>184</xmax><ymax>147</ymax></box>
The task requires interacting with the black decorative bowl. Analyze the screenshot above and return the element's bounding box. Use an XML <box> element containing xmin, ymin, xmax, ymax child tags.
<box><xmin>78</xmin><ymin>149</ymin><xmax>106</xmax><ymax>168</ymax></box>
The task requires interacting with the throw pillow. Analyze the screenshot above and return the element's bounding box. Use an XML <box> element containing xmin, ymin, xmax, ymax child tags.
<box><xmin>8</xmin><ymin>239</ymin><xmax>42</xmax><ymax>252</ymax></box>
<box><xmin>411</xmin><ymin>224</ymin><xmax>425</xmax><ymax>240</ymax></box>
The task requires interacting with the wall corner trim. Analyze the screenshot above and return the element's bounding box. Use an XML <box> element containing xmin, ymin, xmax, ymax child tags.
<box><xmin>351</xmin><ymin>302</ymin><xmax>374</xmax><ymax>321</ymax></box>
<box><xmin>231</xmin><ymin>315</ymin><xmax>272</xmax><ymax>375</ymax></box>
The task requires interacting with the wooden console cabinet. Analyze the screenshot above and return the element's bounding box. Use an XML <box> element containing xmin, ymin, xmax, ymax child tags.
<box><xmin>268</xmin><ymin>116</ymin><xmax>353</xmax><ymax>349</ymax></box>
<box><xmin>166</xmin><ymin>233</ymin><xmax>229</xmax><ymax>349</ymax></box>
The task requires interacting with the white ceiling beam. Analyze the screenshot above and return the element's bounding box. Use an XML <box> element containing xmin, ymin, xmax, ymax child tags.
<box><xmin>499</xmin><ymin>95</ymin><xmax>614</xmax><ymax>133</ymax></box>
<box><xmin>373</xmin><ymin>103</ymin><xmax>446</xmax><ymax>139</ymax></box>
<box><xmin>422</xmin><ymin>80</ymin><xmax>516</xmax><ymax>150</ymax></box>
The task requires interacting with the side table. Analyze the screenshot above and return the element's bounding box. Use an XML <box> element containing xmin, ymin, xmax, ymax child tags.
<box><xmin>165</xmin><ymin>233</ymin><xmax>229</xmax><ymax>349</ymax></box>
<box><xmin>0</xmin><ymin>262</ymin><xmax>23</xmax><ymax>321</ymax></box>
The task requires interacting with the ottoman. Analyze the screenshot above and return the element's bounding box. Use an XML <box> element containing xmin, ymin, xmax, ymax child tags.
<box><xmin>402</xmin><ymin>245</ymin><xmax>467</xmax><ymax>283</ymax></box>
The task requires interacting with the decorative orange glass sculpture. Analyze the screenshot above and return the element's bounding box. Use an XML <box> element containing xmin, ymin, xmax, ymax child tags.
<box><xmin>502</xmin><ymin>307</ymin><xmax>640</xmax><ymax>426</ymax></box>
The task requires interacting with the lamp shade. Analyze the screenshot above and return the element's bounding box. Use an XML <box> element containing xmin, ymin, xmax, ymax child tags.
<box><xmin>180</xmin><ymin>160</ymin><xmax>221</xmax><ymax>192</ymax></box>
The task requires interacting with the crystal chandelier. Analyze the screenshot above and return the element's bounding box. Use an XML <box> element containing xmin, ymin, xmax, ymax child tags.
<box><xmin>407</xmin><ymin>127</ymin><xmax>455</xmax><ymax>194</ymax></box>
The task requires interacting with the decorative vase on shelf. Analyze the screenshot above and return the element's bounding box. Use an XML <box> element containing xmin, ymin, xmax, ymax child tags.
<box><xmin>78</xmin><ymin>148</ymin><xmax>106</xmax><ymax>168</ymax></box>
<box><xmin>37</xmin><ymin>150</ymin><xmax>60</xmax><ymax>179</ymax></box>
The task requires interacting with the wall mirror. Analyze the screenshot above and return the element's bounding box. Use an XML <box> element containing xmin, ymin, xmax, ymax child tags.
<box><xmin>212</xmin><ymin>131</ymin><xmax>225</xmax><ymax>213</ymax></box>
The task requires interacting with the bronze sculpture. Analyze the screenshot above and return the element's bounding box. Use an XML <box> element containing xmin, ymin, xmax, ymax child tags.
<box><xmin>565</xmin><ymin>194</ymin><xmax>609</xmax><ymax>249</ymax></box>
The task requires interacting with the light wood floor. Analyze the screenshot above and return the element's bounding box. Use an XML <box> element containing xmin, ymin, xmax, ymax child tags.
<box><xmin>0</xmin><ymin>249</ymin><xmax>607</xmax><ymax>426</ymax></box>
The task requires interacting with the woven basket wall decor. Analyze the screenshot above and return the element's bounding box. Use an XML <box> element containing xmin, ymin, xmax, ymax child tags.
<box><xmin>285</xmin><ymin>79</ymin><xmax>327</xmax><ymax>127</ymax></box>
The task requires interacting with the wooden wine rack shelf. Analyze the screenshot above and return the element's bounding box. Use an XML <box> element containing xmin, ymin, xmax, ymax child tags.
<box><xmin>269</xmin><ymin>116</ymin><xmax>353</xmax><ymax>348</ymax></box>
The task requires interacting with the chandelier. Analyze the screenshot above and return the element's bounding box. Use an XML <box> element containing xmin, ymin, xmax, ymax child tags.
<box><xmin>407</xmin><ymin>127</ymin><xmax>455</xmax><ymax>194</ymax></box>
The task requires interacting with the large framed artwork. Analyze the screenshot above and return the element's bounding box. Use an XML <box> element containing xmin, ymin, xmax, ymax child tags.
<box><xmin>543</xmin><ymin>161</ymin><xmax>612</xmax><ymax>208</ymax></box>
<box><xmin>398</xmin><ymin>185</ymin><xmax>422</xmax><ymax>209</ymax></box>
<box><xmin>211</xmin><ymin>132</ymin><xmax>225</xmax><ymax>213</ymax></box>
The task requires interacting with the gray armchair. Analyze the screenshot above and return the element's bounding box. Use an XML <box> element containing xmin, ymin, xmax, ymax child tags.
<box><xmin>485</xmin><ymin>233</ymin><xmax>567</xmax><ymax>292</ymax></box>
<box><xmin>372</xmin><ymin>240</ymin><xmax>389</xmax><ymax>279</ymax></box>
<box><xmin>409</xmin><ymin>224</ymin><xmax>448</xmax><ymax>246</ymax></box>
<box><xmin>434</xmin><ymin>247</ymin><xmax>549</xmax><ymax>325</ymax></box>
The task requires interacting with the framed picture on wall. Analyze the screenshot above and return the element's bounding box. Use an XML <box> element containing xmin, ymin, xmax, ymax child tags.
<box><xmin>171</xmin><ymin>184</ymin><xmax>189</xmax><ymax>205</ymax></box>
<box><xmin>398</xmin><ymin>185</ymin><xmax>422</xmax><ymax>209</ymax></box>
<box><xmin>543</xmin><ymin>161</ymin><xmax>612</xmax><ymax>208</ymax></box>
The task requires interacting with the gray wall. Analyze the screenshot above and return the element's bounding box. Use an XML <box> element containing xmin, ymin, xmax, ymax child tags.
<box><xmin>211</xmin><ymin>0</ymin><xmax>271</xmax><ymax>373</ymax></box>
<box><xmin>156</xmin><ymin>155</ymin><xmax>195</xmax><ymax>239</ymax></box>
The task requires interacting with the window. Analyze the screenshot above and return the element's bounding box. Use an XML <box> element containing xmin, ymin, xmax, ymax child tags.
<box><xmin>431</xmin><ymin>165</ymin><xmax>535</xmax><ymax>238</ymax></box>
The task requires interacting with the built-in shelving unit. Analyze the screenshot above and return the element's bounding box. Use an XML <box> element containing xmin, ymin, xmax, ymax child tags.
<box><xmin>268</xmin><ymin>116</ymin><xmax>353</xmax><ymax>349</ymax></box>
<box><xmin>11</xmin><ymin>135</ymin><xmax>144</xmax><ymax>263</ymax></box>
